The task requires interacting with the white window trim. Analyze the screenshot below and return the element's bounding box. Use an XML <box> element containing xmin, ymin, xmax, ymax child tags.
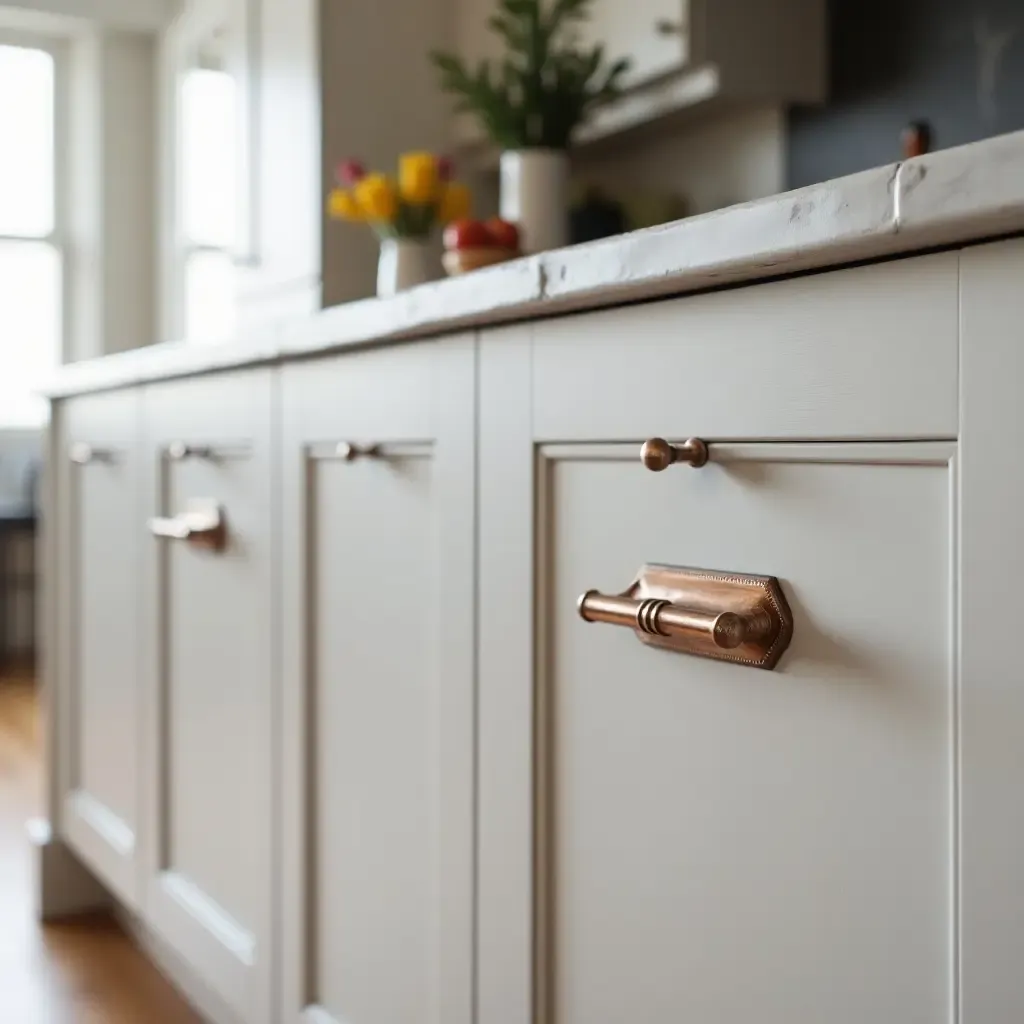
<box><xmin>0</xmin><ymin>26</ymin><xmax>70</xmax><ymax>417</ymax></box>
<box><xmin>160</xmin><ymin>0</ymin><xmax>260</xmax><ymax>343</ymax></box>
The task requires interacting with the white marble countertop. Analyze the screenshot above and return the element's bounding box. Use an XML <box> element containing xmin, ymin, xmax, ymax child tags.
<box><xmin>44</xmin><ymin>130</ymin><xmax>1024</xmax><ymax>398</ymax></box>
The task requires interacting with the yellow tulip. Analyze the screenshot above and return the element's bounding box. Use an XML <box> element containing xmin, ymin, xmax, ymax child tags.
<box><xmin>438</xmin><ymin>181</ymin><xmax>472</xmax><ymax>223</ymax></box>
<box><xmin>354</xmin><ymin>173</ymin><xmax>398</xmax><ymax>222</ymax></box>
<box><xmin>400</xmin><ymin>152</ymin><xmax>440</xmax><ymax>205</ymax></box>
<box><xmin>327</xmin><ymin>188</ymin><xmax>364</xmax><ymax>221</ymax></box>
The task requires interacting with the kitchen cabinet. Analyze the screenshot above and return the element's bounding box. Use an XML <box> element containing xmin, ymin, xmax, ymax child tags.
<box><xmin>57</xmin><ymin>389</ymin><xmax>144</xmax><ymax>909</ymax></box>
<box><xmin>139</xmin><ymin>370</ymin><xmax>276</xmax><ymax>1024</ymax></box>
<box><xmin>279</xmin><ymin>338</ymin><xmax>476</xmax><ymax>1024</ymax></box>
<box><xmin>477</xmin><ymin>253</ymin><xmax>961</xmax><ymax>1022</ymax></box>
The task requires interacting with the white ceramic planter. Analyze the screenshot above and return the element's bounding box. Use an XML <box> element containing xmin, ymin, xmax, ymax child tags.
<box><xmin>377</xmin><ymin>238</ymin><xmax>434</xmax><ymax>296</ymax></box>
<box><xmin>499</xmin><ymin>149</ymin><xmax>569</xmax><ymax>255</ymax></box>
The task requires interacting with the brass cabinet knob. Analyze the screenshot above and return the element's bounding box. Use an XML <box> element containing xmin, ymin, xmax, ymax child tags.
<box><xmin>640</xmin><ymin>437</ymin><xmax>708</xmax><ymax>471</ymax></box>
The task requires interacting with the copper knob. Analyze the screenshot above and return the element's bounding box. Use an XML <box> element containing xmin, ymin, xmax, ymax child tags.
<box><xmin>640</xmin><ymin>437</ymin><xmax>709</xmax><ymax>471</ymax></box>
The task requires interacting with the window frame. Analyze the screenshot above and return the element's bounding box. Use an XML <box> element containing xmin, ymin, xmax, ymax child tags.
<box><xmin>162</xmin><ymin>0</ymin><xmax>259</xmax><ymax>343</ymax></box>
<box><xmin>0</xmin><ymin>27</ymin><xmax>70</xmax><ymax>426</ymax></box>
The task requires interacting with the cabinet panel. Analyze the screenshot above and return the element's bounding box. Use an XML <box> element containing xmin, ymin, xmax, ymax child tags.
<box><xmin>59</xmin><ymin>390</ymin><xmax>143</xmax><ymax>907</ymax></box>
<box><xmin>532</xmin><ymin>253</ymin><xmax>959</xmax><ymax>442</ymax></box>
<box><xmin>539</xmin><ymin>443</ymin><xmax>952</xmax><ymax>1023</ymax></box>
<box><xmin>280</xmin><ymin>340</ymin><xmax>475</xmax><ymax>1024</ymax></box>
<box><xmin>479</xmin><ymin>312</ymin><xmax>958</xmax><ymax>1024</ymax></box>
<box><xmin>141</xmin><ymin>370</ymin><xmax>275</xmax><ymax>1024</ymax></box>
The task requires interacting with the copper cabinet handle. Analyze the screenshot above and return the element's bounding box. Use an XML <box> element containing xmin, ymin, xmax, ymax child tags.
<box><xmin>577</xmin><ymin>564</ymin><xmax>794</xmax><ymax>670</ymax></box>
<box><xmin>149</xmin><ymin>500</ymin><xmax>227</xmax><ymax>552</ymax></box>
<box><xmin>578</xmin><ymin>590</ymin><xmax>771</xmax><ymax>649</ymax></box>
<box><xmin>69</xmin><ymin>443</ymin><xmax>117</xmax><ymax>465</ymax></box>
<box><xmin>167</xmin><ymin>441</ymin><xmax>251</xmax><ymax>462</ymax></box>
<box><xmin>641</xmin><ymin>437</ymin><xmax>708</xmax><ymax>471</ymax></box>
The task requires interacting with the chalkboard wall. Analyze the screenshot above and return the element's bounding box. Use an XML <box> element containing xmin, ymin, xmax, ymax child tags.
<box><xmin>788</xmin><ymin>0</ymin><xmax>1024</xmax><ymax>188</ymax></box>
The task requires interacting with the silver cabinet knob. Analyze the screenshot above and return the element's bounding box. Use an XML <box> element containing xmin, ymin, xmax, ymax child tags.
<box><xmin>69</xmin><ymin>443</ymin><xmax>117</xmax><ymax>465</ymax></box>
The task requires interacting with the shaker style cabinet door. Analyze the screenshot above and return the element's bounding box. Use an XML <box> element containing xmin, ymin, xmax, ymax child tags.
<box><xmin>279</xmin><ymin>339</ymin><xmax>475</xmax><ymax>1024</ymax></box>
<box><xmin>57</xmin><ymin>389</ymin><xmax>144</xmax><ymax>907</ymax></box>
<box><xmin>140</xmin><ymin>370</ymin><xmax>275</xmax><ymax>1024</ymax></box>
<box><xmin>478</xmin><ymin>254</ymin><xmax>961</xmax><ymax>1024</ymax></box>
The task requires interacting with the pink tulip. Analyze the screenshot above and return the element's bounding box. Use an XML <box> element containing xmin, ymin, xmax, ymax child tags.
<box><xmin>336</xmin><ymin>159</ymin><xmax>366</xmax><ymax>185</ymax></box>
<box><xmin>437</xmin><ymin>156</ymin><xmax>454</xmax><ymax>181</ymax></box>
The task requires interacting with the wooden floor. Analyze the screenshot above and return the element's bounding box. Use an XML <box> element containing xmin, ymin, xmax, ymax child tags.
<box><xmin>0</xmin><ymin>669</ymin><xmax>204</xmax><ymax>1023</ymax></box>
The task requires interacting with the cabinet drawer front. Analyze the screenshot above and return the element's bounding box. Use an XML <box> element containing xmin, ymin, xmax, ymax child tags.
<box><xmin>59</xmin><ymin>389</ymin><xmax>143</xmax><ymax>906</ymax></box>
<box><xmin>533</xmin><ymin>252</ymin><xmax>958</xmax><ymax>441</ymax></box>
<box><xmin>280</xmin><ymin>340</ymin><xmax>475</xmax><ymax>1024</ymax></box>
<box><xmin>533</xmin><ymin>441</ymin><xmax>953</xmax><ymax>1022</ymax></box>
<box><xmin>141</xmin><ymin>370</ymin><xmax>275</xmax><ymax>1024</ymax></box>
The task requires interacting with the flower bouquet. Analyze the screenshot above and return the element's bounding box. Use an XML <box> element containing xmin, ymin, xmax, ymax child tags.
<box><xmin>328</xmin><ymin>152</ymin><xmax>473</xmax><ymax>295</ymax></box>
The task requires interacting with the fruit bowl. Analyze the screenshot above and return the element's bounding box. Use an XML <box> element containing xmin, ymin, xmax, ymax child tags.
<box><xmin>442</xmin><ymin>246</ymin><xmax>519</xmax><ymax>276</ymax></box>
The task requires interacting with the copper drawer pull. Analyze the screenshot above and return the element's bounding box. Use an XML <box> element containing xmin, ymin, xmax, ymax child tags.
<box><xmin>654</xmin><ymin>18</ymin><xmax>684</xmax><ymax>35</ymax></box>
<box><xmin>578</xmin><ymin>564</ymin><xmax>793</xmax><ymax>670</ymax></box>
<box><xmin>149</xmin><ymin>500</ymin><xmax>227</xmax><ymax>552</ymax></box>
<box><xmin>641</xmin><ymin>437</ymin><xmax>708</xmax><ymax>471</ymax></box>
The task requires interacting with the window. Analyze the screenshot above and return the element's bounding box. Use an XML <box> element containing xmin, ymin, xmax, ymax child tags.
<box><xmin>0</xmin><ymin>40</ymin><xmax>60</xmax><ymax>427</ymax></box>
<box><xmin>178</xmin><ymin>52</ymin><xmax>237</xmax><ymax>343</ymax></box>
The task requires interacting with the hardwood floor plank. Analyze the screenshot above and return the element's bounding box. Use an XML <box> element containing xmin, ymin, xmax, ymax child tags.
<box><xmin>0</xmin><ymin>672</ymin><xmax>205</xmax><ymax>1023</ymax></box>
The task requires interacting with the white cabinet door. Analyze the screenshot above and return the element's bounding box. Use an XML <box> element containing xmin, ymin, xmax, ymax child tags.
<box><xmin>478</xmin><ymin>254</ymin><xmax>961</xmax><ymax>1024</ymax></box>
<box><xmin>279</xmin><ymin>339</ymin><xmax>475</xmax><ymax>1024</ymax></box>
<box><xmin>58</xmin><ymin>389</ymin><xmax>144</xmax><ymax>907</ymax></box>
<box><xmin>140</xmin><ymin>370</ymin><xmax>275</xmax><ymax>1024</ymax></box>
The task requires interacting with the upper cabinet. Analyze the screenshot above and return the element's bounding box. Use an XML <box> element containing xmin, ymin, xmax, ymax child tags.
<box><xmin>452</xmin><ymin>0</ymin><xmax>827</xmax><ymax>147</ymax></box>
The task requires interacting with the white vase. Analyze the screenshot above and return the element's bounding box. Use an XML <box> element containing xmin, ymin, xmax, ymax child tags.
<box><xmin>499</xmin><ymin>149</ymin><xmax>570</xmax><ymax>255</ymax></box>
<box><xmin>377</xmin><ymin>237</ymin><xmax>434</xmax><ymax>297</ymax></box>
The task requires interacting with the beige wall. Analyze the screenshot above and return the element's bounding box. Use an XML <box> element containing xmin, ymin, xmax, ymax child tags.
<box><xmin>319</xmin><ymin>0</ymin><xmax>454</xmax><ymax>307</ymax></box>
<box><xmin>574</xmin><ymin>104</ymin><xmax>786</xmax><ymax>220</ymax></box>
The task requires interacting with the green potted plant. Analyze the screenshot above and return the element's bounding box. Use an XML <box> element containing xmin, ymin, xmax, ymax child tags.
<box><xmin>431</xmin><ymin>0</ymin><xmax>630</xmax><ymax>253</ymax></box>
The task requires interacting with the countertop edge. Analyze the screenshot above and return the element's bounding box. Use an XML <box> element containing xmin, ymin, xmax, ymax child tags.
<box><xmin>41</xmin><ymin>130</ymin><xmax>1024</xmax><ymax>399</ymax></box>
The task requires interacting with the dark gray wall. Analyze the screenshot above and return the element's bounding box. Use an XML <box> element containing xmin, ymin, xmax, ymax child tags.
<box><xmin>788</xmin><ymin>0</ymin><xmax>1024</xmax><ymax>188</ymax></box>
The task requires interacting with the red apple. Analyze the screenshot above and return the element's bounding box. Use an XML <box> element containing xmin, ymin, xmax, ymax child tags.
<box><xmin>443</xmin><ymin>219</ymin><xmax>497</xmax><ymax>251</ymax></box>
<box><xmin>486</xmin><ymin>217</ymin><xmax>520</xmax><ymax>251</ymax></box>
